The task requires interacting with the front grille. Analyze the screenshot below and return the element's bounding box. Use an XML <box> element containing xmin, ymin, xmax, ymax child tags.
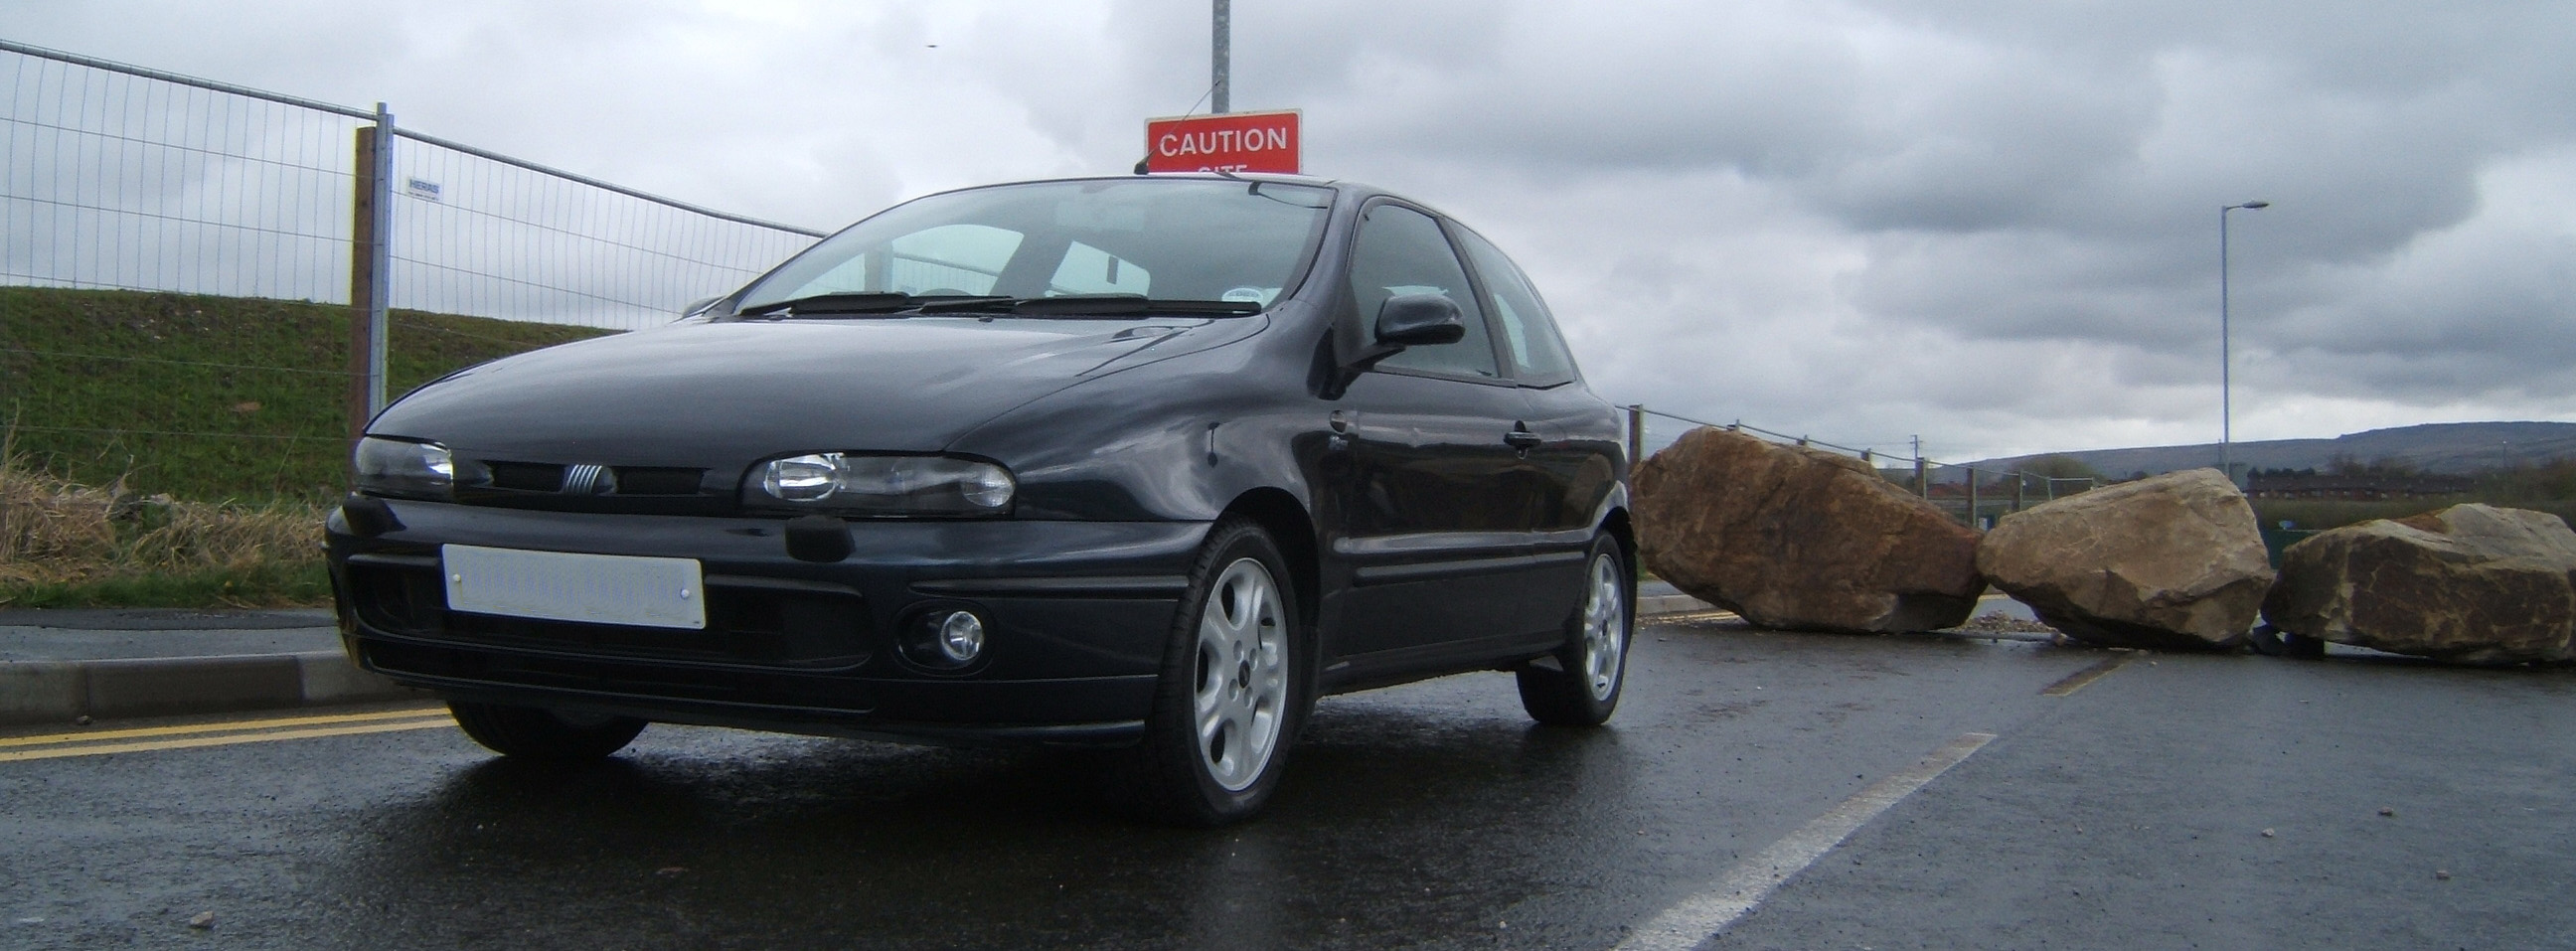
<box><xmin>474</xmin><ymin>460</ymin><xmax>709</xmax><ymax>497</ymax></box>
<box><xmin>451</xmin><ymin>460</ymin><xmax>725</xmax><ymax>514</ymax></box>
<box><xmin>487</xmin><ymin>461</ymin><xmax>564</xmax><ymax>492</ymax></box>
<box><xmin>343</xmin><ymin>559</ymin><xmax>872</xmax><ymax>670</ymax></box>
<box><xmin>614</xmin><ymin>467</ymin><xmax>707</xmax><ymax>495</ymax></box>
<box><xmin>360</xmin><ymin>638</ymin><xmax>879</xmax><ymax>713</ymax></box>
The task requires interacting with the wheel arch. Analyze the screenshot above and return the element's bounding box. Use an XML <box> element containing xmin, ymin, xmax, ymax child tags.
<box><xmin>1599</xmin><ymin>504</ymin><xmax>1636</xmax><ymax>572</ymax></box>
<box><xmin>1219</xmin><ymin>487</ymin><xmax>1321</xmax><ymax>636</ymax></box>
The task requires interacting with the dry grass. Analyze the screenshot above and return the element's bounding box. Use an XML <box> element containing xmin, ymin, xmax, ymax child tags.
<box><xmin>0</xmin><ymin>456</ymin><xmax>326</xmax><ymax>601</ymax></box>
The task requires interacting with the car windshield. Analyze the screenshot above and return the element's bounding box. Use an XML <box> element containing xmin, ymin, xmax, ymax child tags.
<box><xmin>733</xmin><ymin>179</ymin><xmax>1334</xmax><ymax>316</ymax></box>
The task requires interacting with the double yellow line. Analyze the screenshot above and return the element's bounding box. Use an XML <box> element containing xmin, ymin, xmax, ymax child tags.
<box><xmin>0</xmin><ymin>707</ymin><xmax>454</xmax><ymax>762</ymax></box>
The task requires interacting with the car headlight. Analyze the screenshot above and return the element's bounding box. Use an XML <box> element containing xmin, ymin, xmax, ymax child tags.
<box><xmin>745</xmin><ymin>453</ymin><xmax>1015</xmax><ymax>516</ymax></box>
<box><xmin>354</xmin><ymin>436</ymin><xmax>463</xmax><ymax>500</ymax></box>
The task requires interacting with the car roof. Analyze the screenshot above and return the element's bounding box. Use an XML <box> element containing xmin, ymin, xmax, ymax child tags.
<box><xmin>914</xmin><ymin>173</ymin><xmax>1401</xmax><ymax>208</ymax></box>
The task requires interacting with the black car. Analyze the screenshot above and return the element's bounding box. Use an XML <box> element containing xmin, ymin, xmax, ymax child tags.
<box><xmin>328</xmin><ymin>174</ymin><xmax>1633</xmax><ymax>824</ymax></box>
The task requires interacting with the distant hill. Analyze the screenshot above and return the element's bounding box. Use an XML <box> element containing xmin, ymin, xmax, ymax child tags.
<box><xmin>1965</xmin><ymin>421</ymin><xmax>2576</xmax><ymax>480</ymax></box>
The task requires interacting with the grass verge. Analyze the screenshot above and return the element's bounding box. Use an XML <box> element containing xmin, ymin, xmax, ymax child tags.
<box><xmin>0</xmin><ymin>561</ymin><xmax>331</xmax><ymax>610</ymax></box>
<box><xmin>0</xmin><ymin>459</ymin><xmax>330</xmax><ymax>609</ymax></box>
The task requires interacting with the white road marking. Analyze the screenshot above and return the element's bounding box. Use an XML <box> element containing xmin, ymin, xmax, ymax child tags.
<box><xmin>1617</xmin><ymin>731</ymin><xmax>1998</xmax><ymax>951</ymax></box>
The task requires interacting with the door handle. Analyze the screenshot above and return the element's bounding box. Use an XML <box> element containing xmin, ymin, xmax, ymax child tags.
<box><xmin>1505</xmin><ymin>427</ymin><xmax>1542</xmax><ymax>449</ymax></box>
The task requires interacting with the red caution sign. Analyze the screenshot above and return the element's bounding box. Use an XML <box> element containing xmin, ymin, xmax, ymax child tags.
<box><xmin>1145</xmin><ymin>109</ymin><xmax>1302</xmax><ymax>175</ymax></box>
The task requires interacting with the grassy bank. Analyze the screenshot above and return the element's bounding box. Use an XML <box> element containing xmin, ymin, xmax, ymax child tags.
<box><xmin>1</xmin><ymin>286</ymin><xmax>612</xmax><ymax>502</ymax></box>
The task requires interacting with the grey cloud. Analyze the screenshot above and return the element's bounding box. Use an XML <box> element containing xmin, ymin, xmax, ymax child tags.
<box><xmin>8</xmin><ymin>0</ymin><xmax>2575</xmax><ymax>459</ymax></box>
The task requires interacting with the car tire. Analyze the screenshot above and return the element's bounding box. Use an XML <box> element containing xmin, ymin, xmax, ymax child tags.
<box><xmin>449</xmin><ymin>702</ymin><xmax>648</xmax><ymax>760</ymax></box>
<box><xmin>1124</xmin><ymin>517</ymin><xmax>1305</xmax><ymax>827</ymax></box>
<box><xmin>1517</xmin><ymin>534</ymin><xmax>1633</xmax><ymax>726</ymax></box>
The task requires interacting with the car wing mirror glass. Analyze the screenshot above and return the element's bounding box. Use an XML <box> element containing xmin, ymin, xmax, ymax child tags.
<box><xmin>1374</xmin><ymin>293</ymin><xmax>1466</xmax><ymax>346</ymax></box>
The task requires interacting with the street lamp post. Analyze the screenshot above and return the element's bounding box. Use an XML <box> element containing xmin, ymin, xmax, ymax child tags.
<box><xmin>2220</xmin><ymin>200</ymin><xmax>2269</xmax><ymax>485</ymax></box>
<box><xmin>1211</xmin><ymin>0</ymin><xmax>1230</xmax><ymax>114</ymax></box>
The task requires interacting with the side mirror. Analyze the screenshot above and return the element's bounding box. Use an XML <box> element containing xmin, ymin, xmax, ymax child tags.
<box><xmin>1374</xmin><ymin>293</ymin><xmax>1466</xmax><ymax>346</ymax></box>
<box><xmin>1320</xmin><ymin>292</ymin><xmax>1470</xmax><ymax>399</ymax></box>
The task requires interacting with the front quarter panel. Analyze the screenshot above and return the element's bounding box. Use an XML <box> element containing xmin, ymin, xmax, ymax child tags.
<box><xmin>948</xmin><ymin>310</ymin><xmax>1326</xmax><ymax>524</ymax></box>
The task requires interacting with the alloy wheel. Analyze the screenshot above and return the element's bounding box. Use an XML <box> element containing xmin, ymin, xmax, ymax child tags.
<box><xmin>1193</xmin><ymin>557</ymin><xmax>1287</xmax><ymax>792</ymax></box>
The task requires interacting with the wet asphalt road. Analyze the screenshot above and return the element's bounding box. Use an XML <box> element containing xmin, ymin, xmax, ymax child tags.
<box><xmin>5</xmin><ymin>619</ymin><xmax>2573</xmax><ymax>950</ymax></box>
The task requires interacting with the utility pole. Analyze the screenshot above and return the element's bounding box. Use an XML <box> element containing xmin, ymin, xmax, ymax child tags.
<box><xmin>2219</xmin><ymin>200</ymin><xmax>2269</xmax><ymax>486</ymax></box>
<box><xmin>1210</xmin><ymin>0</ymin><xmax>1230</xmax><ymax>114</ymax></box>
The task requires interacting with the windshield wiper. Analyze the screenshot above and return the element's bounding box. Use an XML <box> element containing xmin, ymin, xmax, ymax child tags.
<box><xmin>739</xmin><ymin>292</ymin><xmax>1262</xmax><ymax>320</ymax></box>
<box><xmin>736</xmin><ymin>292</ymin><xmax>922</xmax><ymax>319</ymax></box>
<box><xmin>1002</xmin><ymin>295</ymin><xmax>1264</xmax><ymax>318</ymax></box>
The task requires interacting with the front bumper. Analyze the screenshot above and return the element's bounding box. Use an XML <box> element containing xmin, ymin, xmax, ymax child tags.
<box><xmin>327</xmin><ymin>499</ymin><xmax>1208</xmax><ymax>746</ymax></box>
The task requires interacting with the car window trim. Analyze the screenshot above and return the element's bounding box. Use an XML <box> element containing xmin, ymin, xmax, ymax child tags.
<box><xmin>1366</xmin><ymin>362</ymin><xmax>1525</xmax><ymax>388</ymax></box>
<box><xmin>1434</xmin><ymin>217</ymin><xmax>1530</xmax><ymax>385</ymax></box>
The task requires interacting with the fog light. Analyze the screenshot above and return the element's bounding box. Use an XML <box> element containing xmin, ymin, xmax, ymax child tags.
<box><xmin>935</xmin><ymin>610</ymin><xmax>985</xmax><ymax>664</ymax></box>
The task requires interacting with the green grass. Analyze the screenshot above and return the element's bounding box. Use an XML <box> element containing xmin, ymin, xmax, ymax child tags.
<box><xmin>2</xmin><ymin>286</ymin><xmax>612</xmax><ymax>502</ymax></box>
<box><xmin>0</xmin><ymin>560</ymin><xmax>331</xmax><ymax>610</ymax></box>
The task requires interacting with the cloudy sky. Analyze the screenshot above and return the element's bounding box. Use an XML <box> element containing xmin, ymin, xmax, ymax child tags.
<box><xmin>7</xmin><ymin>0</ymin><xmax>2573</xmax><ymax>464</ymax></box>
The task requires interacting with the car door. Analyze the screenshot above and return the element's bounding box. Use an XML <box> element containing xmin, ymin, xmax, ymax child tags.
<box><xmin>1456</xmin><ymin>224</ymin><xmax>1622</xmax><ymax>534</ymax></box>
<box><xmin>1325</xmin><ymin>202</ymin><xmax>1558</xmax><ymax>668</ymax></box>
<box><xmin>1454</xmin><ymin>225</ymin><xmax>1624</xmax><ymax>626</ymax></box>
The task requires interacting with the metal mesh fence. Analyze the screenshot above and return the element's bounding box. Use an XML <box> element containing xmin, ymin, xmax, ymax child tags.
<box><xmin>0</xmin><ymin>40</ymin><xmax>826</xmax><ymax>500</ymax></box>
<box><xmin>387</xmin><ymin>133</ymin><xmax>821</xmax><ymax>331</ymax></box>
<box><xmin>0</xmin><ymin>48</ymin><xmax>362</xmax><ymax>301</ymax></box>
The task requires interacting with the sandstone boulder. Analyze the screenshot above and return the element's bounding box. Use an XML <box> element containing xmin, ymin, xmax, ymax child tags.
<box><xmin>1976</xmin><ymin>468</ymin><xmax>2273</xmax><ymax>651</ymax></box>
<box><xmin>1635</xmin><ymin>427</ymin><xmax>1985</xmax><ymax>633</ymax></box>
<box><xmin>2263</xmin><ymin>504</ymin><xmax>2576</xmax><ymax>664</ymax></box>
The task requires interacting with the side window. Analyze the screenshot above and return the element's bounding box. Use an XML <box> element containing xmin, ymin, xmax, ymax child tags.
<box><xmin>1346</xmin><ymin>204</ymin><xmax>1498</xmax><ymax>379</ymax></box>
<box><xmin>886</xmin><ymin>224</ymin><xmax>1023</xmax><ymax>295</ymax></box>
<box><xmin>1456</xmin><ymin>229</ymin><xmax>1579</xmax><ymax>384</ymax></box>
<box><xmin>1046</xmin><ymin>240</ymin><xmax>1152</xmax><ymax>296</ymax></box>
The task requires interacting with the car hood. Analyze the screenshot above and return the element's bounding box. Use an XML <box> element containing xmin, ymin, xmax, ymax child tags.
<box><xmin>370</xmin><ymin>315</ymin><xmax>1258</xmax><ymax>468</ymax></box>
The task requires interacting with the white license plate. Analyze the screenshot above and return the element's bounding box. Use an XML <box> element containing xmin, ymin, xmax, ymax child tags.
<box><xmin>441</xmin><ymin>545</ymin><xmax>707</xmax><ymax>630</ymax></box>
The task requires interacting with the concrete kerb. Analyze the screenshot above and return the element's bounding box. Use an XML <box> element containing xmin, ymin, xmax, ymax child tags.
<box><xmin>0</xmin><ymin>652</ymin><xmax>421</xmax><ymax>727</ymax></box>
<box><xmin>1638</xmin><ymin>593</ymin><xmax>1717</xmax><ymax>617</ymax></box>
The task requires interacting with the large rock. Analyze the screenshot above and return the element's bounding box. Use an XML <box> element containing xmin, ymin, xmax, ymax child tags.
<box><xmin>1976</xmin><ymin>468</ymin><xmax>2273</xmax><ymax>651</ymax></box>
<box><xmin>2263</xmin><ymin>504</ymin><xmax>2576</xmax><ymax>664</ymax></box>
<box><xmin>1635</xmin><ymin>427</ymin><xmax>1985</xmax><ymax>633</ymax></box>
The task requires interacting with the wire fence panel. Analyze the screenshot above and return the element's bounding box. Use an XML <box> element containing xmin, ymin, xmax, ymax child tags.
<box><xmin>1</xmin><ymin>47</ymin><xmax>371</xmax><ymax>499</ymax></box>
<box><xmin>389</xmin><ymin>135</ymin><xmax>823</xmax><ymax>331</ymax></box>
<box><xmin>0</xmin><ymin>42</ymin><xmax>828</xmax><ymax>500</ymax></box>
<box><xmin>1</xmin><ymin>49</ymin><xmax>362</xmax><ymax>302</ymax></box>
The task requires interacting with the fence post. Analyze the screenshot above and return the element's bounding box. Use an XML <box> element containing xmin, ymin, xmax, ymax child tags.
<box><xmin>365</xmin><ymin>103</ymin><xmax>394</xmax><ymax>419</ymax></box>
<box><xmin>1911</xmin><ymin>435</ymin><xmax>1927</xmax><ymax>498</ymax></box>
<box><xmin>1966</xmin><ymin>466</ymin><xmax>1979</xmax><ymax>529</ymax></box>
<box><xmin>1626</xmin><ymin>404</ymin><xmax>1645</xmax><ymax>470</ymax></box>
<box><xmin>2012</xmin><ymin>472</ymin><xmax>2025</xmax><ymax>513</ymax></box>
<box><xmin>347</xmin><ymin>121</ymin><xmax>381</xmax><ymax>445</ymax></box>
